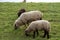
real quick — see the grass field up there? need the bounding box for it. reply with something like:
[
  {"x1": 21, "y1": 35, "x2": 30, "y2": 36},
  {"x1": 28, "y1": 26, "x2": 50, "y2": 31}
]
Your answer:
[{"x1": 0, "y1": 2, "x2": 60, "y2": 40}]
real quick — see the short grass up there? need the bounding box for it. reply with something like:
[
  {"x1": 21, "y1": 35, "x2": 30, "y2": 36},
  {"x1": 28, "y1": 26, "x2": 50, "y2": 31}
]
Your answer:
[{"x1": 0, "y1": 2, "x2": 60, "y2": 40}]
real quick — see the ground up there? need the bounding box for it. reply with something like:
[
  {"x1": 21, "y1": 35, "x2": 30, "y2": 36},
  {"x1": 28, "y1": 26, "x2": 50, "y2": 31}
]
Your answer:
[{"x1": 0, "y1": 2, "x2": 60, "y2": 40}]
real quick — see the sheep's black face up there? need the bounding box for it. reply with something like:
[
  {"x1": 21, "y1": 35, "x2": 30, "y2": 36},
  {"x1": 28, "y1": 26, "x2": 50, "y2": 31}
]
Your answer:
[
  {"x1": 14, "y1": 24, "x2": 18, "y2": 30},
  {"x1": 18, "y1": 9, "x2": 26, "y2": 17},
  {"x1": 25, "y1": 30, "x2": 29, "y2": 36}
]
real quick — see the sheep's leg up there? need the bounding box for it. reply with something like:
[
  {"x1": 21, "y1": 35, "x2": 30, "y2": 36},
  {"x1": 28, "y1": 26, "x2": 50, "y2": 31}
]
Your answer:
[
  {"x1": 43, "y1": 30, "x2": 46, "y2": 38},
  {"x1": 33, "y1": 31, "x2": 36, "y2": 38},
  {"x1": 46, "y1": 31, "x2": 49, "y2": 39},
  {"x1": 36, "y1": 29, "x2": 39, "y2": 36}
]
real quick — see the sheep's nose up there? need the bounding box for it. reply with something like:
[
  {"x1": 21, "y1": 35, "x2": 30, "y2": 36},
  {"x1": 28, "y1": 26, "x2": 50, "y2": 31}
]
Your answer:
[
  {"x1": 14, "y1": 24, "x2": 18, "y2": 30},
  {"x1": 15, "y1": 27, "x2": 18, "y2": 30}
]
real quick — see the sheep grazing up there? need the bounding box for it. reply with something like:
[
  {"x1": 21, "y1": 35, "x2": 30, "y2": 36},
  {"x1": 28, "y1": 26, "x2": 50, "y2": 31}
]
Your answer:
[
  {"x1": 17, "y1": 9, "x2": 26, "y2": 17},
  {"x1": 14, "y1": 11, "x2": 43, "y2": 30},
  {"x1": 25, "y1": 20, "x2": 50, "y2": 39}
]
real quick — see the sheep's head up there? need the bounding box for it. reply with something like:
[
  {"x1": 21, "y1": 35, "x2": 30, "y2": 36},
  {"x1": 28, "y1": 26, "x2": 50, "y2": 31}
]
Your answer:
[
  {"x1": 25, "y1": 30, "x2": 30, "y2": 36},
  {"x1": 18, "y1": 9, "x2": 26, "y2": 17},
  {"x1": 14, "y1": 20, "x2": 23, "y2": 30},
  {"x1": 14, "y1": 24, "x2": 18, "y2": 30}
]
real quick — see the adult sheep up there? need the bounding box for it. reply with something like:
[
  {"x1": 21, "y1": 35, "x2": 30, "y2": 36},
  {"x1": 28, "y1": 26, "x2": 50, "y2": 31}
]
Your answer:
[
  {"x1": 25, "y1": 20, "x2": 50, "y2": 39},
  {"x1": 14, "y1": 11, "x2": 43, "y2": 30},
  {"x1": 17, "y1": 9, "x2": 26, "y2": 17}
]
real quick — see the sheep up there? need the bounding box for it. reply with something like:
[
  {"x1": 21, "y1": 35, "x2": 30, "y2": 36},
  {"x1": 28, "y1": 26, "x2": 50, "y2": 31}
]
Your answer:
[
  {"x1": 14, "y1": 11, "x2": 43, "y2": 30},
  {"x1": 17, "y1": 9, "x2": 26, "y2": 17},
  {"x1": 25, "y1": 20, "x2": 50, "y2": 39}
]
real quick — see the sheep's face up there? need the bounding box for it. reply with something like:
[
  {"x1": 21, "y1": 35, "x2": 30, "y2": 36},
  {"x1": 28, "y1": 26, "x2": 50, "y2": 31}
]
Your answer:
[
  {"x1": 18, "y1": 9, "x2": 26, "y2": 17},
  {"x1": 14, "y1": 24, "x2": 19, "y2": 30},
  {"x1": 25, "y1": 30, "x2": 30, "y2": 36}
]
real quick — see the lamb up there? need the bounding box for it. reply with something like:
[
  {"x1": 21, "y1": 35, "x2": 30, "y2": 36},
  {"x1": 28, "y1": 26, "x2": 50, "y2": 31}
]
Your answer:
[
  {"x1": 14, "y1": 11, "x2": 43, "y2": 30},
  {"x1": 25, "y1": 20, "x2": 50, "y2": 39},
  {"x1": 17, "y1": 9, "x2": 26, "y2": 17}
]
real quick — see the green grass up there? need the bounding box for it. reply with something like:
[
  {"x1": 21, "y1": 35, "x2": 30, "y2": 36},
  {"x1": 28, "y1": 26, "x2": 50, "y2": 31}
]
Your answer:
[{"x1": 0, "y1": 2, "x2": 60, "y2": 40}]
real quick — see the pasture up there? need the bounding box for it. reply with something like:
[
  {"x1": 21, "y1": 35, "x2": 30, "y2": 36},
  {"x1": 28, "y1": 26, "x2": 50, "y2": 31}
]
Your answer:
[{"x1": 0, "y1": 2, "x2": 60, "y2": 40}]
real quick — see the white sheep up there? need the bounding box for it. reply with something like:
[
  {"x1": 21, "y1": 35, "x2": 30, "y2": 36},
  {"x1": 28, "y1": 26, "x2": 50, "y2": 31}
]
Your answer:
[
  {"x1": 14, "y1": 11, "x2": 43, "y2": 30},
  {"x1": 25, "y1": 20, "x2": 50, "y2": 39}
]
